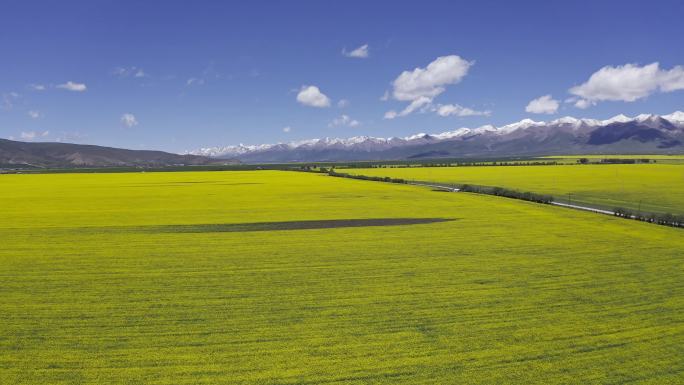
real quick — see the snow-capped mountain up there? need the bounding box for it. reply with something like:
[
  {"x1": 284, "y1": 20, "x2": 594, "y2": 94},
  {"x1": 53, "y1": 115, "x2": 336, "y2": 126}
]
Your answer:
[{"x1": 190, "y1": 112, "x2": 684, "y2": 162}]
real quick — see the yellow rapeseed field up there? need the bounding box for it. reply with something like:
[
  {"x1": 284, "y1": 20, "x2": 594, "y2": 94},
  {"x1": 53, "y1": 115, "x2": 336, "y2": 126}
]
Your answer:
[{"x1": 1, "y1": 170, "x2": 683, "y2": 384}]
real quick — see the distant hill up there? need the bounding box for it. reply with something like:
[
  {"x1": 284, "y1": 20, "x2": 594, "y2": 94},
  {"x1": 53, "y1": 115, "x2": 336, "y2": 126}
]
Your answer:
[
  {"x1": 191, "y1": 112, "x2": 684, "y2": 162},
  {"x1": 0, "y1": 139, "x2": 235, "y2": 168}
]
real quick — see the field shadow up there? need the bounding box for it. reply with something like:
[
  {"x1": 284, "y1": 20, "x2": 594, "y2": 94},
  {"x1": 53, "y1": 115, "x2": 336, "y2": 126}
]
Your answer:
[
  {"x1": 122, "y1": 182, "x2": 264, "y2": 187},
  {"x1": 138, "y1": 218, "x2": 455, "y2": 233}
]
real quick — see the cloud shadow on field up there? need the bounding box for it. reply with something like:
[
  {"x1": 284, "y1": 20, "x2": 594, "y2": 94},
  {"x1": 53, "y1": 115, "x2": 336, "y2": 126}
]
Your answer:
[
  {"x1": 137, "y1": 218, "x2": 456, "y2": 233},
  {"x1": 121, "y1": 182, "x2": 264, "y2": 187}
]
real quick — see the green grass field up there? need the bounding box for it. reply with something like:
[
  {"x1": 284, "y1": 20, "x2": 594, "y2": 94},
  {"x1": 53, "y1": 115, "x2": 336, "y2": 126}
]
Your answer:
[
  {"x1": 346, "y1": 163, "x2": 684, "y2": 215},
  {"x1": 1, "y1": 170, "x2": 683, "y2": 384},
  {"x1": 543, "y1": 154, "x2": 684, "y2": 160}
]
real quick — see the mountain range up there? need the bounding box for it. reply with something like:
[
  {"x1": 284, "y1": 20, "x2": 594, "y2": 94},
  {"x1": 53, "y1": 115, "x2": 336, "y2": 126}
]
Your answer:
[
  {"x1": 3, "y1": 112, "x2": 683, "y2": 168},
  {"x1": 0, "y1": 139, "x2": 225, "y2": 169},
  {"x1": 191, "y1": 112, "x2": 684, "y2": 162}
]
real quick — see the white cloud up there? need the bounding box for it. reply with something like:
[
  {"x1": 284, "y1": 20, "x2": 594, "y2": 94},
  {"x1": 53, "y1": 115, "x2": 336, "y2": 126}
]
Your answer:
[
  {"x1": 283, "y1": 126, "x2": 291, "y2": 133},
  {"x1": 343, "y1": 44, "x2": 369, "y2": 58},
  {"x1": 391, "y1": 55, "x2": 472, "y2": 102},
  {"x1": 569, "y1": 62, "x2": 684, "y2": 106},
  {"x1": 337, "y1": 99, "x2": 349, "y2": 108},
  {"x1": 28, "y1": 84, "x2": 46, "y2": 91},
  {"x1": 28, "y1": 110, "x2": 41, "y2": 119},
  {"x1": 57, "y1": 81, "x2": 87, "y2": 92},
  {"x1": 385, "y1": 55, "x2": 473, "y2": 118},
  {"x1": 296, "y1": 85, "x2": 331, "y2": 108},
  {"x1": 574, "y1": 99, "x2": 593, "y2": 109},
  {"x1": 525, "y1": 95, "x2": 559, "y2": 114},
  {"x1": 20, "y1": 130, "x2": 49, "y2": 141},
  {"x1": 120, "y1": 113, "x2": 138, "y2": 128},
  {"x1": 435, "y1": 103, "x2": 491, "y2": 117},
  {"x1": 329, "y1": 114, "x2": 360, "y2": 127}
]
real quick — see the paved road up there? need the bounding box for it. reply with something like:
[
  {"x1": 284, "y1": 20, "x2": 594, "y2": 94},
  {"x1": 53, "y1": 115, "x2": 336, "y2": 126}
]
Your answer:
[
  {"x1": 407, "y1": 181, "x2": 616, "y2": 217},
  {"x1": 549, "y1": 201, "x2": 615, "y2": 216},
  {"x1": 407, "y1": 181, "x2": 459, "y2": 192}
]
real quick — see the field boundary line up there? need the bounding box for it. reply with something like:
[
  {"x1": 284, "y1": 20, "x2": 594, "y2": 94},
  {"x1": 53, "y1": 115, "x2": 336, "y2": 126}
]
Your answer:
[
  {"x1": 405, "y1": 180, "x2": 637, "y2": 219},
  {"x1": 292, "y1": 169, "x2": 683, "y2": 229}
]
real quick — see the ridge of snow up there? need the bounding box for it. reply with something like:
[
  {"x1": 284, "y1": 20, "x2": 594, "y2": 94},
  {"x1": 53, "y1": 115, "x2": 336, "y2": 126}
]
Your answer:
[
  {"x1": 551, "y1": 116, "x2": 580, "y2": 125},
  {"x1": 601, "y1": 114, "x2": 632, "y2": 125},
  {"x1": 498, "y1": 118, "x2": 545, "y2": 134},
  {"x1": 190, "y1": 111, "x2": 684, "y2": 157},
  {"x1": 663, "y1": 111, "x2": 684, "y2": 124}
]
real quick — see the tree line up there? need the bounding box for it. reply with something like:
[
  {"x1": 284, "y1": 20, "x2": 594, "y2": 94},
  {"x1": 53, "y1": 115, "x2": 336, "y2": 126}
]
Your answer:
[
  {"x1": 613, "y1": 207, "x2": 683, "y2": 228},
  {"x1": 576, "y1": 158, "x2": 653, "y2": 164},
  {"x1": 458, "y1": 184, "x2": 554, "y2": 204}
]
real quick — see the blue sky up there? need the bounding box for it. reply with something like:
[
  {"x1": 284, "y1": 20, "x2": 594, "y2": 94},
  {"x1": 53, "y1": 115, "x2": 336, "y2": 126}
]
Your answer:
[{"x1": 1, "y1": 0, "x2": 684, "y2": 152}]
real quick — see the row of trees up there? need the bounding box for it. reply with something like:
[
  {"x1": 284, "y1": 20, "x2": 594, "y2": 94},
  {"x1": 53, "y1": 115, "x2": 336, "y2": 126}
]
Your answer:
[
  {"x1": 576, "y1": 158, "x2": 653, "y2": 164},
  {"x1": 613, "y1": 207, "x2": 683, "y2": 228},
  {"x1": 362, "y1": 161, "x2": 560, "y2": 168},
  {"x1": 600, "y1": 158, "x2": 653, "y2": 164},
  {"x1": 295, "y1": 161, "x2": 562, "y2": 170},
  {"x1": 459, "y1": 184, "x2": 554, "y2": 204},
  {"x1": 325, "y1": 169, "x2": 407, "y2": 184}
]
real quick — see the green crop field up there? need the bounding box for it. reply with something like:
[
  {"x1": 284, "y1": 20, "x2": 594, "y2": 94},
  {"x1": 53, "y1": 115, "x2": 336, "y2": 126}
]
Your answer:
[
  {"x1": 1, "y1": 170, "x2": 683, "y2": 384},
  {"x1": 346, "y1": 163, "x2": 684, "y2": 215},
  {"x1": 540, "y1": 155, "x2": 684, "y2": 165}
]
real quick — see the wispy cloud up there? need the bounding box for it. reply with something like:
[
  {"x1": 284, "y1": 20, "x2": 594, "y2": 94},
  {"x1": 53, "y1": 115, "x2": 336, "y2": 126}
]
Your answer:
[
  {"x1": 435, "y1": 103, "x2": 491, "y2": 117},
  {"x1": 186, "y1": 77, "x2": 206, "y2": 86},
  {"x1": 113, "y1": 66, "x2": 147, "y2": 78},
  {"x1": 120, "y1": 113, "x2": 138, "y2": 128},
  {"x1": 20, "y1": 130, "x2": 49, "y2": 141},
  {"x1": 53, "y1": 131, "x2": 87, "y2": 143},
  {"x1": 342, "y1": 44, "x2": 369, "y2": 58},
  {"x1": 56, "y1": 81, "x2": 87, "y2": 92},
  {"x1": 186, "y1": 62, "x2": 224, "y2": 87},
  {"x1": 329, "y1": 114, "x2": 360, "y2": 127},
  {"x1": 385, "y1": 96, "x2": 432, "y2": 119},
  {"x1": 28, "y1": 84, "x2": 46, "y2": 91},
  {"x1": 2, "y1": 92, "x2": 20, "y2": 109}
]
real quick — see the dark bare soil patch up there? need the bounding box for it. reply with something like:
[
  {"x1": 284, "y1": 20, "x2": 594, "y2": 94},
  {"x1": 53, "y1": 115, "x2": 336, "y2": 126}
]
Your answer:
[
  {"x1": 122, "y1": 182, "x2": 264, "y2": 187},
  {"x1": 140, "y1": 218, "x2": 455, "y2": 233}
]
